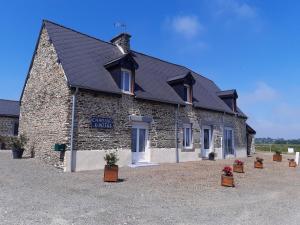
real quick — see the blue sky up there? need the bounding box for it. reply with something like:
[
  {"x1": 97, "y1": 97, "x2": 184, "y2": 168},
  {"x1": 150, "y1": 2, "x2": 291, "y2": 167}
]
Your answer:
[{"x1": 0, "y1": 0, "x2": 299, "y2": 138}]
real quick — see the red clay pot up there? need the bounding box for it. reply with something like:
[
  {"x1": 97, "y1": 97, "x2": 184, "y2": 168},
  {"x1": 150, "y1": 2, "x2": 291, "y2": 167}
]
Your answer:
[
  {"x1": 273, "y1": 154, "x2": 282, "y2": 162},
  {"x1": 221, "y1": 175, "x2": 234, "y2": 187},
  {"x1": 289, "y1": 161, "x2": 297, "y2": 168},
  {"x1": 233, "y1": 164, "x2": 244, "y2": 173},
  {"x1": 254, "y1": 161, "x2": 263, "y2": 169},
  {"x1": 103, "y1": 165, "x2": 118, "y2": 182}
]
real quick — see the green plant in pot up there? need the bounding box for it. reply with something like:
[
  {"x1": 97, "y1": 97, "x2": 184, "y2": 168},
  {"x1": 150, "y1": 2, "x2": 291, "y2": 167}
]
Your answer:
[
  {"x1": 11, "y1": 134, "x2": 27, "y2": 159},
  {"x1": 103, "y1": 151, "x2": 119, "y2": 182},
  {"x1": 273, "y1": 150, "x2": 282, "y2": 162},
  {"x1": 208, "y1": 152, "x2": 217, "y2": 160}
]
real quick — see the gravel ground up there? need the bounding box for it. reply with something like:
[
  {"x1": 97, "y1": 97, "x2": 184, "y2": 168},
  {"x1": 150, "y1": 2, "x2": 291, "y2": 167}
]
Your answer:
[{"x1": 1, "y1": 151, "x2": 300, "y2": 225}]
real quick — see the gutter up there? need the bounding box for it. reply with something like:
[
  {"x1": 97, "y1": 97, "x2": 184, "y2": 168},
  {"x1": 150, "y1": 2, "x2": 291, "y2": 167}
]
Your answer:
[{"x1": 69, "y1": 87, "x2": 79, "y2": 172}]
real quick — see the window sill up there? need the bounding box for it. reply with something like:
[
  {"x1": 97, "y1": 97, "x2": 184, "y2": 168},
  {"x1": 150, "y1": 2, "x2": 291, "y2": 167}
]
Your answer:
[
  {"x1": 182, "y1": 147, "x2": 195, "y2": 152},
  {"x1": 184, "y1": 102, "x2": 193, "y2": 105},
  {"x1": 121, "y1": 91, "x2": 134, "y2": 96}
]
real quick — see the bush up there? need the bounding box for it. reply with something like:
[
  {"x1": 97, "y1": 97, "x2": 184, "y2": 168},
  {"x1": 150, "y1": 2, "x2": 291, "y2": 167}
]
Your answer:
[
  {"x1": 12, "y1": 134, "x2": 28, "y2": 151},
  {"x1": 222, "y1": 166, "x2": 233, "y2": 177},
  {"x1": 256, "y1": 157, "x2": 264, "y2": 163},
  {"x1": 104, "y1": 151, "x2": 119, "y2": 167},
  {"x1": 234, "y1": 159, "x2": 244, "y2": 166}
]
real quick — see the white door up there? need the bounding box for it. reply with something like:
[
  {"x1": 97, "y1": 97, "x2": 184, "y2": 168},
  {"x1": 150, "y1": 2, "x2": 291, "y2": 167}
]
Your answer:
[
  {"x1": 131, "y1": 123, "x2": 149, "y2": 164},
  {"x1": 224, "y1": 128, "x2": 234, "y2": 158},
  {"x1": 202, "y1": 126, "x2": 212, "y2": 158}
]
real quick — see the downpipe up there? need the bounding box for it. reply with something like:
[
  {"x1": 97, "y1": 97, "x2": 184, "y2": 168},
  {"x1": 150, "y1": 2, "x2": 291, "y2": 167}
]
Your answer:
[{"x1": 69, "y1": 87, "x2": 79, "y2": 172}]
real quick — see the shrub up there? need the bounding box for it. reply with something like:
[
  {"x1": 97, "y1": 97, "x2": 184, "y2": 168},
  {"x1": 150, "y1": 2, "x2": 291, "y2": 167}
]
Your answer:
[
  {"x1": 256, "y1": 157, "x2": 264, "y2": 163},
  {"x1": 288, "y1": 158, "x2": 295, "y2": 162},
  {"x1": 104, "y1": 151, "x2": 119, "y2": 167},
  {"x1": 275, "y1": 150, "x2": 281, "y2": 155},
  {"x1": 11, "y1": 134, "x2": 28, "y2": 151},
  {"x1": 234, "y1": 160, "x2": 244, "y2": 166},
  {"x1": 222, "y1": 166, "x2": 233, "y2": 177}
]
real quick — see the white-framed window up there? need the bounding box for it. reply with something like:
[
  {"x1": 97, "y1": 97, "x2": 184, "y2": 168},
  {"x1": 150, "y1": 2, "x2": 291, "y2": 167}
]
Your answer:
[
  {"x1": 183, "y1": 123, "x2": 193, "y2": 148},
  {"x1": 121, "y1": 69, "x2": 132, "y2": 93},
  {"x1": 183, "y1": 84, "x2": 191, "y2": 103},
  {"x1": 224, "y1": 127, "x2": 234, "y2": 156}
]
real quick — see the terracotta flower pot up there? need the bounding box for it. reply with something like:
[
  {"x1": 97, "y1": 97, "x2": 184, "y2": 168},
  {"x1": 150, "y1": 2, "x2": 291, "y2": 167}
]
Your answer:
[
  {"x1": 254, "y1": 161, "x2": 263, "y2": 169},
  {"x1": 233, "y1": 164, "x2": 244, "y2": 173},
  {"x1": 103, "y1": 165, "x2": 118, "y2": 182},
  {"x1": 273, "y1": 154, "x2": 282, "y2": 162},
  {"x1": 221, "y1": 175, "x2": 234, "y2": 187},
  {"x1": 289, "y1": 161, "x2": 297, "y2": 168}
]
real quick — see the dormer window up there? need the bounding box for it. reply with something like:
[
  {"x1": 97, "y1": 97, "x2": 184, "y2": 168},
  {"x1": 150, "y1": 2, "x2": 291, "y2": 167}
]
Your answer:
[
  {"x1": 183, "y1": 84, "x2": 191, "y2": 103},
  {"x1": 167, "y1": 72, "x2": 195, "y2": 104},
  {"x1": 121, "y1": 69, "x2": 132, "y2": 93}
]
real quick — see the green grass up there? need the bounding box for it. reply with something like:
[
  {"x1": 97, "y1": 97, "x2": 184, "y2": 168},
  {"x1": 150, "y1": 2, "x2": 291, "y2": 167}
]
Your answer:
[{"x1": 255, "y1": 144, "x2": 300, "y2": 153}]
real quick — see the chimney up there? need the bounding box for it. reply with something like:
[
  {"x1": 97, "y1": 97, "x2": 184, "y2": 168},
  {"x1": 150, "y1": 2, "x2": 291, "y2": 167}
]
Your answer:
[{"x1": 110, "y1": 33, "x2": 131, "y2": 54}]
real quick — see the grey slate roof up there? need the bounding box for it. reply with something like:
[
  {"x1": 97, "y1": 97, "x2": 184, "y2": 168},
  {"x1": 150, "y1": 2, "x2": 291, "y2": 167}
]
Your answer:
[
  {"x1": 0, "y1": 99, "x2": 20, "y2": 117},
  {"x1": 40, "y1": 20, "x2": 247, "y2": 118}
]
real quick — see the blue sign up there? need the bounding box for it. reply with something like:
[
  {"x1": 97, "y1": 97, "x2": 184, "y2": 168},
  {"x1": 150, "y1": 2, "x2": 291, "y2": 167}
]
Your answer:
[{"x1": 91, "y1": 117, "x2": 113, "y2": 129}]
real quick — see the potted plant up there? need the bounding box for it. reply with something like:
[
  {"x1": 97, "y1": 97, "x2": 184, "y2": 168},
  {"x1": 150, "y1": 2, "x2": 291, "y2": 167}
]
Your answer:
[
  {"x1": 221, "y1": 166, "x2": 234, "y2": 187},
  {"x1": 11, "y1": 134, "x2": 27, "y2": 159},
  {"x1": 254, "y1": 157, "x2": 264, "y2": 169},
  {"x1": 233, "y1": 159, "x2": 244, "y2": 173},
  {"x1": 273, "y1": 150, "x2": 282, "y2": 162},
  {"x1": 208, "y1": 152, "x2": 217, "y2": 160},
  {"x1": 288, "y1": 159, "x2": 297, "y2": 168},
  {"x1": 103, "y1": 151, "x2": 119, "y2": 182}
]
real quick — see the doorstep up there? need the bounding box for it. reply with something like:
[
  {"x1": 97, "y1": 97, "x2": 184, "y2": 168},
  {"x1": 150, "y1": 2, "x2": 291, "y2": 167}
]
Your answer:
[{"x1": 128, "y1": 162, "x2": 159, "y2": 168}]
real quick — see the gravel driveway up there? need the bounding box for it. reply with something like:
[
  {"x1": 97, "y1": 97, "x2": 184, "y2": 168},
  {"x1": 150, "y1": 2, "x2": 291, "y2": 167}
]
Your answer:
[{"x1": 1, "y1": 151, "x2": 300, "y2": 225}]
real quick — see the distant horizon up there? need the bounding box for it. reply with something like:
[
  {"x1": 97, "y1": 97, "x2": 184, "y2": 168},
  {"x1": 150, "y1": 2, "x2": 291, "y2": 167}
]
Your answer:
[{"x1": 0, "y1": 0, "x2": 299, "y2": 139}]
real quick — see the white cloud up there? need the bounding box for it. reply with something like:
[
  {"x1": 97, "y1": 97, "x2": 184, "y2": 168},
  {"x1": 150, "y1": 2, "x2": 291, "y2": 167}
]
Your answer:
[
  {"x1": 240, "y1": 82, "x2": 278, "y2": 104},
  {"x1": 167, "y1": 15, "x2": 203, "y2": 39},
  {"x1": 215, "y1": 0, "x2": 257, "y2": 19},
  {"x1": 239, "y1": 82, "x2": 300, "y2": 139}
]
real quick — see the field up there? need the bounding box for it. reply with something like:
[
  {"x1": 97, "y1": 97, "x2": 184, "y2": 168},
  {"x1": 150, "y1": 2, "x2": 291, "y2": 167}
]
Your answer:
[{"x1": 255, "y1": 144, "x2": 300, "y2": 152}]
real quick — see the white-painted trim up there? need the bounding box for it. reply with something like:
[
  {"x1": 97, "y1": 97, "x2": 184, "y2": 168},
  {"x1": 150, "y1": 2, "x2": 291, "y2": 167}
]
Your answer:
[
  {"x1": 116, "y1": 44, "x2": 125, "y2": 54},
  {"x1": 201, "y1": 125, "x2": 212, "y2": 157},
  {"x1": 131, "y1": 122, "x2": 150, "y2": 164},
  {"x1": 121, "y1": 69, "x2": 132, "y2": 94},
  {"x1": 223, "y1": 127, "x2": 235, "y2": 158},
  {"x1": 183, "y1": 123, "x2": 193, "y2": 149}
]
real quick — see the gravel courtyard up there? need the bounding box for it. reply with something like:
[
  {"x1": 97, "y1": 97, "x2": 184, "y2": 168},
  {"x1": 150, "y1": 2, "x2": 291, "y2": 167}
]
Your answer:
[{"x1": 1, "y1": 151, "x2": 300, "y2": 225}]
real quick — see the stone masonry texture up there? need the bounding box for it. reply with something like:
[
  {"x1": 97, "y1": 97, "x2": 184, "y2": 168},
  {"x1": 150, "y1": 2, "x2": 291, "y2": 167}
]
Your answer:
[
  {"x1": 0, "y1": 116, "x2": 18, "y2": 137},
  {"x1": 20, "y1": 26, "x2": 248, "y2": 167},
  {"x1": 19, "y1": 27, "x2": 72, "y2": 165}
]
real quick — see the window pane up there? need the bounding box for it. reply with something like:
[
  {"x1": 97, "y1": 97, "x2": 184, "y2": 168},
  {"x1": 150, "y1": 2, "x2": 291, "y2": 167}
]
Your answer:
[
  {"x1": 186, "y1": 128, "x2": 190, "y2": 147},
  {"x1": 204, "y1": 129, "x2": 209, "y2": 149},
  {"x1": 131, "y1": 128, "x2": 137, "y2": 152},
  {"x1": 183, "y1": 86, "x2": 187, "y2": 101},
  {"x1": 139, "y1": 129, "x2": 146, "y2": 152},
  {"x1": 183, "y1": 128, "x2": 186, "y2": 147}
]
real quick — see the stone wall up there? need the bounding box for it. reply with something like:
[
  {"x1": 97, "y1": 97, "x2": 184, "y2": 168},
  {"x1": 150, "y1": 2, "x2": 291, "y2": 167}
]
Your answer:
[
  {"x1": 0, "y1": 116, "x2": 18, "y2": 137},
  {"x1": 73, "y1": 90, "x2": 247, "y2": 160},
  {"x1": 19, "y1": 27, "x2": 72, "y2": 166}
]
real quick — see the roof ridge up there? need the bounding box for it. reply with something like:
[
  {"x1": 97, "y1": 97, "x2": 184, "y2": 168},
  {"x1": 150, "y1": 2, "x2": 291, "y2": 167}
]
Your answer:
[
  {"x1": 43, "y1": 19, "x2": 217, "y2": 85},
  {"x1": 0, "y1": 99, "x2": 19, "y2": 102},
  {"x1": 43, "y1": 19, "x2": 118, "y2": 48}
]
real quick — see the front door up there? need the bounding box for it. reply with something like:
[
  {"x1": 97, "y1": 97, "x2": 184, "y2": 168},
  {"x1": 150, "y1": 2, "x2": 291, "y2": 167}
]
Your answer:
[
  {"x1": 202, "y1": 126, "x2": 211, "y2": 158},
  {"x1": 224, "y1": 128, "x2": 234, "y2": 158},
  {"x1": 131, "y1": 124, "x2": 149, "y2": 164}
]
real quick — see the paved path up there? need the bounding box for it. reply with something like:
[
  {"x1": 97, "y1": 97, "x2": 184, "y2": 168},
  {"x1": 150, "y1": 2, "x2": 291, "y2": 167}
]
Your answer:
[{"x1": 1, "y1": 151, "x2": 300, "y2": 225}]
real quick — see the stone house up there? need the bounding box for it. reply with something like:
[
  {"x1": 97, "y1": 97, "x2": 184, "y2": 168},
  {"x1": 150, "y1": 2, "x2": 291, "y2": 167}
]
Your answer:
[
  {"x1": 19, "y1": 20, "x2": 255, "y2": 171},
  {"x1": 0, "y1": 99, "x2": 19, "y2": 149}
]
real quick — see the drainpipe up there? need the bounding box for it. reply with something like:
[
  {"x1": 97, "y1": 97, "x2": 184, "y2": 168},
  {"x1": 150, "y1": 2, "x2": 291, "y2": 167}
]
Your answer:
[
  {"x1": 69, "y1": 87, "x2": 79, "y2": 172},
  {"x1": 175, "y1": 104, "x2": 180, "y2": 163},
  {"x1": 222, "y1": 112, "x2": 225, "y2": 159}
]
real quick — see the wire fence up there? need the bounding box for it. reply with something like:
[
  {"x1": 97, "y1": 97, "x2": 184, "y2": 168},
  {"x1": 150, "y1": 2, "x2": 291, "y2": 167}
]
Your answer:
[{"x1": 255, "y1": 144, "x2": 300, "y2": 153}]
